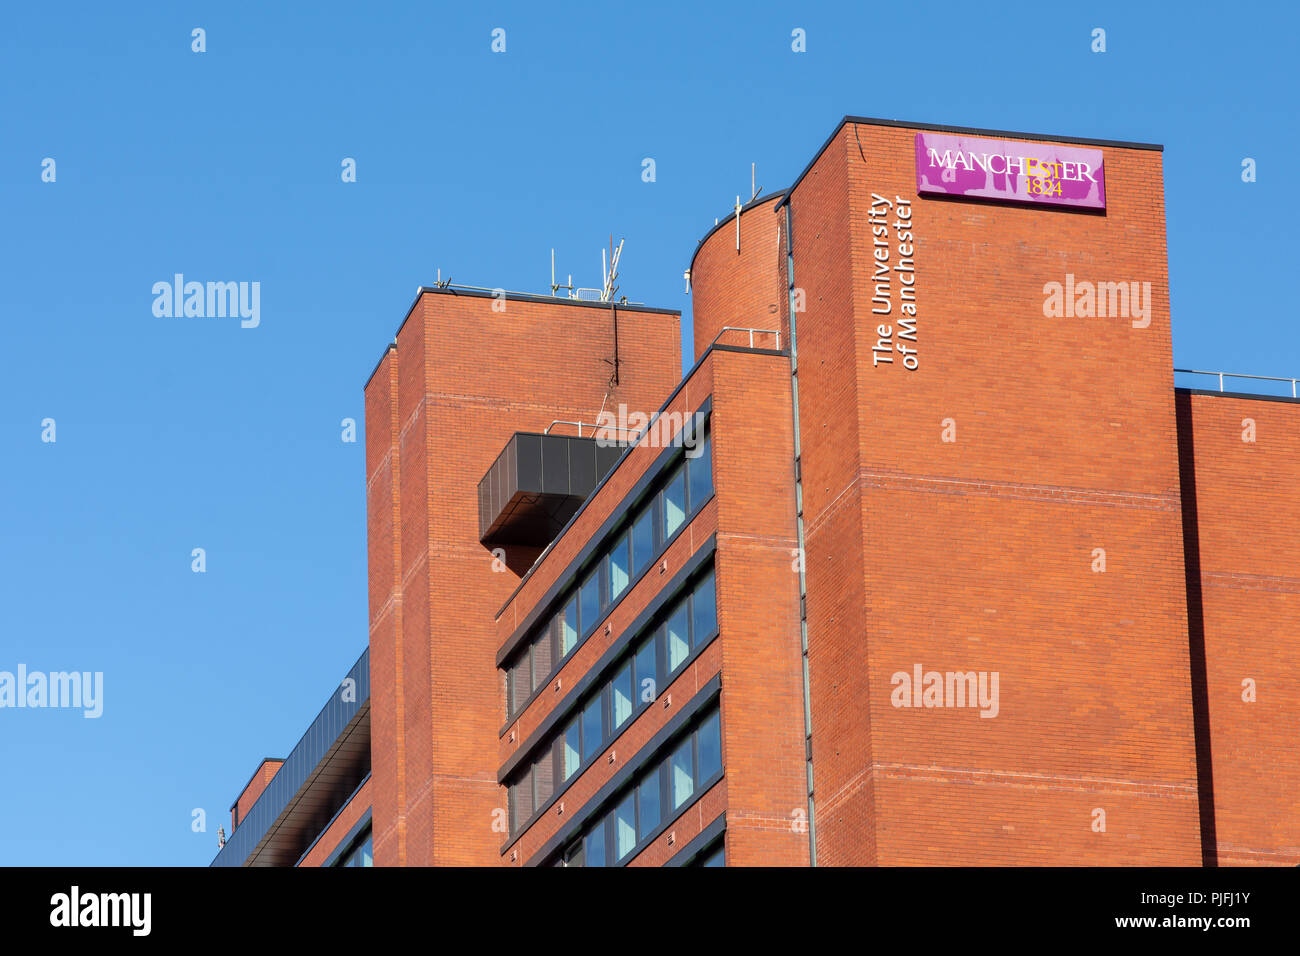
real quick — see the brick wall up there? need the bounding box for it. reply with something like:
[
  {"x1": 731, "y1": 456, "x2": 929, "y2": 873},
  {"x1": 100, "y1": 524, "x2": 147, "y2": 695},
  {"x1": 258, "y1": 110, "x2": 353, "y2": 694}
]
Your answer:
[
  {"x1": 364, "y1": 290, "x2": 680, "y2": 866},
  {"x1": 1176, "y1": 390, "x2": 1300, "y2": 866},
  {"x1": 784, "y1": 120, "x2": 1201, "y2": 864}
]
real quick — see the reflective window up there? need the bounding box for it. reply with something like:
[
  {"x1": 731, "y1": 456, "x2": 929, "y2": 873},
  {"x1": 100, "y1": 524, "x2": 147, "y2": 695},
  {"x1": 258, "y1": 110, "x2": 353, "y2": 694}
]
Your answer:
[
  {"x1": 581, "y1": 697, "x2": 603, "y2": 762},
  {"x1": 635, "y1": 635, "x2": 657, "y2": 706},
  {"x1": 692, "y1": 571, "x2": 717, "y2": 642},
  {"x1": 687, "y1": 428, "x2": 713, "y2": 510},
  {"x1": 560, "y1": 598, "x2": 578, "y2": 656},
  {"x1": 667, "y1": 603, "x2": 690, "y2": 672},
  {"x1": 585, "y1": 821, "x2": 606, "y2": 868},
  {"x1": 698, "y1": 710, "x2": 722, "y2": 781},
  {"x1": 671, "y1": 740, "x2": 694, "y2": 809},
  {"x1": 508, "y1": 565, "x2": 723, "y2": 836},
  {"x1": 631, "y1": 507, "x2": 655, "y2": 575},
  {"x1": 614, "y1": 795, "x2": 636, "y2": 861},
  {"x1": 338, "y1": 829, "x2": 373, "y2": 867},
  {"x1": 662, "y1": 464, "x2": 686, "y2": 540},
  {"x1": 611, "y1": 662, "x2": 633, "y2": 730},
  {"x1": 609, "y1": 531, "x2": 630, "y2": 600},
  {"x1": 698, "y1": 843, "x2": 725, "y2": 867},
  {"x1": 638, "y1": 771, "x2": 661, "y2": 840},
  {"x1": 563, "y1": 719, "x2": 581, "y2": 780},
  {"x1": 547, "y1": 705, "x2": 723, "y2": 865},
  {"x1": 580, "y1": 569, "x2": 601, "y2": 636}
]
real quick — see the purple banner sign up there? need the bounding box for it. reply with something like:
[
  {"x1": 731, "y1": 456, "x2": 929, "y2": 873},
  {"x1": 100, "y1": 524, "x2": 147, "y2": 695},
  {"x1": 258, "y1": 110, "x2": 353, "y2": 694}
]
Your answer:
[{"x1": 914, "y1": 132, "x2": 1106, "y2": 210}]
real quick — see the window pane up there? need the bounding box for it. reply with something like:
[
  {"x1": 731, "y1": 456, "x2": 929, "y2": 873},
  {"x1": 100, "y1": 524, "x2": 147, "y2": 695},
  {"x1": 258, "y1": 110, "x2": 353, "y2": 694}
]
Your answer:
[
  {"x1": 671, "y1": 740, "x2": 694, "y2": 809},
  {"x1": 698, "y1": 710, "x2": 722, "y2": 781},
  {"x1": 638, "y1": 772, "x2": 661, "y2": 839},
  {"x1": 511, "y1": 651, "x2": 531, "y2": 714},
  {"x1": 611, "y1": 663, "x2": 633, "y2": 730},
  {"x1": 692, "y1": 571, "x2": 717, "y2": 642},
  {"x1": 700, "y1": 844, "x2": 724, "y2": 867},
  {"x1": 609, "y1": 532, "x2": 630, "y2": 600},
  {"x1": 667, "y1": 603, "x2": 690, "y2": 671},
  {"x1": 513, "y1": 771, "x2": 534, "y2": 829},
  {"x1": 662, "y1": 465, "x2": 686, "y2": 540},
  {"x1": 687, "y1": 428, "x2": 713, "y2": 510},
  {"x1": 631, "y1": 507, "x2": 655, "y2": 575},
  {"x1": 614, "y1": 795, "x2": 636, "y2": 861},
  {"x1": 532, "y1": 628, "x2": 553, "y2": 688},
  {"x1": 580, "y1": 570, "x2": 601, "y2": 636},
  {"x1": 635, "y1": 635, "x2": 657, "y2": 706},
  {"x1": 534, "y1": 750, "x2": 554, "y2": 808},
  {"x1": 560, "y1": 599, "x2": 578, "y2": 656},
  {"x1": 563, "y1": 719, "x2": 581, "y2": 780},
  {"x1": 582, "y1": 696, "x2": 604, "y2": 762},
  {"x1": 585, "y1": 820, "x2": 606, "y2": 868}
]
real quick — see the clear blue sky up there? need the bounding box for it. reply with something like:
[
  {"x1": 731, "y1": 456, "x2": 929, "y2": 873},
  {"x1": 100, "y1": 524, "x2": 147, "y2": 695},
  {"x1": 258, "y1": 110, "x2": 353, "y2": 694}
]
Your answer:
[{"x1": 0, "y1": 1, "x2": 1294, "y2": 865}]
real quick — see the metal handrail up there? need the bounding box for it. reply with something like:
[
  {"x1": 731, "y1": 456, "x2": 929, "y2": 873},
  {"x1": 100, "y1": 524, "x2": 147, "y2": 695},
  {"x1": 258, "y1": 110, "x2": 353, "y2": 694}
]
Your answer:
[
  {"x1": 543, "y1": 420, "x2": 639, "y2": 438},
  {"x1": 710, "y1": 325, "x2": 782, "y2": 351},
  {"x1": 1174, "y1": 368, "x2": 1298, "y2": 398}
]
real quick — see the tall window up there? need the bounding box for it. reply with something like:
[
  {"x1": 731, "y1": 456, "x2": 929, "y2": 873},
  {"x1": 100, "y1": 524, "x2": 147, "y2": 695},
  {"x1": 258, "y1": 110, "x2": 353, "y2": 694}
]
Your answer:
[
  {"x1": 556, "y1": 703, "x2": 723, "y2": 866},
  {"x1": 507, "y1": 568, "x2": 719, "y2": 837},
  {"x1": 337, "y1": 827, "x2": 373, "y2": 867}
]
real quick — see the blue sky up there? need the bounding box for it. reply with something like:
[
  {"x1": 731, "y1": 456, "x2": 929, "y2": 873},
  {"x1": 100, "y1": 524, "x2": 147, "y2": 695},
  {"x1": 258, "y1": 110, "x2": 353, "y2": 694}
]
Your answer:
[{"x1": 0, "y1": 1, "x2": 1294, "y2": 865}]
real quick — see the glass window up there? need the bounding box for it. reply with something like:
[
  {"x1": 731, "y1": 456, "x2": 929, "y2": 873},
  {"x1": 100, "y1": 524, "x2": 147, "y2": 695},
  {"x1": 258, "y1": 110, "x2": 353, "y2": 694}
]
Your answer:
[
  {"x1": 671, "y1": 739, "x2": 694, "y2": 809},
  {"x1": 662, "y1": 464, "x2": 686, "y2": 540},
  {"x1": 585, "y1": 820, "x2": 607, "y2": 868},
  {"x1": 582, "y1": 696, "x2": 604, "y2": 762},
  {"x1": 634, "y1": 635, "x2": 657, "y2": 706},
  {"x1": 611, "y1": 662, "x2": 633, "y2": 730},
  {"x1": 638, "y1": 771, "x2": 661, "y2": 839},
  {"x1": 531, "y1": 628, "x2": 552, "y2": 688},
  {"x1": 513, "y1": 771, "x2": 534, "y2": 829},
  {"x1": 687, "y1": 427, "x2": 713, "y2": 510},
  {"x1": 580, "y1": 569, "x2": 601, "y2": 636},
  {"x1": 631, "y1": 506, "x2": 655, "y2": 575},
  {"x1": 614, "y1": 795, "x2": 636, "y2": 861},
  {"x1": 510, "y1": 651, "x2": 531, "y2": 714},
  {"x1": 698, "y1": 710, "x2": 722, "y2": 781},
  {"x1": 560, "y1": 598, "x2": 578, "y2": 656},
  {"x1": 609, "y1": 531, "x2": 630, "y2": 600},
  {"x1": 699, "y1": 844, "x2": 724, "y2": 867},
  {"x1": 338, "y1": 829, "x2": 373, "y2": 867},
  {"x1": 563, "y1": 719, "x2": 581, "y2": 780},
  {"x1": 667, "y1": 603, "x2": 690, "y2": 671},
  {"x1": 534, "y1": 750, "x2": 554, "y2": 808},
  {"x1": 692, "y1": 571, "x2": 717, "y2": 642}
]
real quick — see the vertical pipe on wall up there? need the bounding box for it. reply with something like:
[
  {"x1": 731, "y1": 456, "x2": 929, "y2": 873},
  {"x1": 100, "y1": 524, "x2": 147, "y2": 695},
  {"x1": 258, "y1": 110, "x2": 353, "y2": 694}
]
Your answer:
[{"x1": 784, "y1": 201, "x2": 817, "y2": 867}]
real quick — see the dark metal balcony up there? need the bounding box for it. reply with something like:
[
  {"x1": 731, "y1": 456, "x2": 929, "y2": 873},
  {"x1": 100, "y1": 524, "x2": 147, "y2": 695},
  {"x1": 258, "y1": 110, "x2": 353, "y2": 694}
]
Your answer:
[{"x1": 478, "y1": 431, "x2": 624, "y2": 548}]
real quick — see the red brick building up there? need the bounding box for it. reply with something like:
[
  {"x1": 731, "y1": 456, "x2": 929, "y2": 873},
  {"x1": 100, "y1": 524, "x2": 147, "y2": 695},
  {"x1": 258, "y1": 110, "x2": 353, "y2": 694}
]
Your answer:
[{"x1": 212, "y1": 116, "x2": 1300, "y2": 868}]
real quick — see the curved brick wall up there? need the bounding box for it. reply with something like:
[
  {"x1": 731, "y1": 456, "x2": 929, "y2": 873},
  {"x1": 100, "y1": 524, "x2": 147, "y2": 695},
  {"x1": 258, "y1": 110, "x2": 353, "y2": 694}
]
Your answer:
[{"x1": 689, "y1": 194, "x2": 786, "y2": 361}]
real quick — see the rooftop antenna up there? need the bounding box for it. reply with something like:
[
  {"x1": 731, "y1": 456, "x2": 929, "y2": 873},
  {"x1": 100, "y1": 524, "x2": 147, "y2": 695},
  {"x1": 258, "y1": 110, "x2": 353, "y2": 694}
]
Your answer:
[
  {"x1": 551, "y1": 249, "x2": 577, "y2": 298},
  {"x1": 602, "y1": 236, "x2": 624, "y2": 302}
]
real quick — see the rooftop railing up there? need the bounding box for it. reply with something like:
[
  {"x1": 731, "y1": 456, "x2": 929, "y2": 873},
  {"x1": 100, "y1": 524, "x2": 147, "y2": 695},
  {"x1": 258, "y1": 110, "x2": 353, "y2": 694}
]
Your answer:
[
  {"x1": 709, "y1": 326, "x2": 782, "y2": 351},
  {"x1": 1174, "y1": 369, "x2": 1298, "y2": 399}
]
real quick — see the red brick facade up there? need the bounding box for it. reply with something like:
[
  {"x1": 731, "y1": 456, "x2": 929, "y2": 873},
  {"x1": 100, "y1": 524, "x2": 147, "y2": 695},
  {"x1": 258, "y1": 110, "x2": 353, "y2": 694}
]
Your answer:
[
  {"x1": 225, "y1": 116, "x2": 1297, "y2": 868},
  {"x1": 1176, "y1": 391, "x2": 1300, "y2": 866}
]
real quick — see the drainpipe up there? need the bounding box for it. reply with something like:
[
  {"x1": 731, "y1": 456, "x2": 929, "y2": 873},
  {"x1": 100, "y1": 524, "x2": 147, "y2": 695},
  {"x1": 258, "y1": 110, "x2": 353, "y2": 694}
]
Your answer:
[{"x1": 784, "y1": 201, "x2": 817, "y2": 866}]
